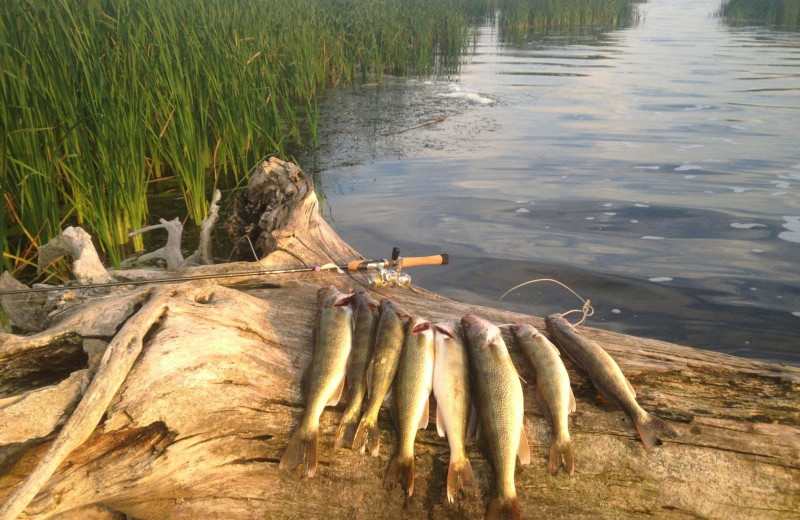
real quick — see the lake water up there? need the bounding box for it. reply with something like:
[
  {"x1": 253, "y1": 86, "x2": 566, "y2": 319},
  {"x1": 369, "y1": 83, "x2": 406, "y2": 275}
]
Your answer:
[{"x1": 302, "y1": 0, "x2": 800, "y2": 365}]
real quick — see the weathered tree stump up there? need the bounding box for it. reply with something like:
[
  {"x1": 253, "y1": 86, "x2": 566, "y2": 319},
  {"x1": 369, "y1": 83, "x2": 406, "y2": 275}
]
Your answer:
[{"x1": 1, "y1": 158, "x2": 798, "y2": 520}]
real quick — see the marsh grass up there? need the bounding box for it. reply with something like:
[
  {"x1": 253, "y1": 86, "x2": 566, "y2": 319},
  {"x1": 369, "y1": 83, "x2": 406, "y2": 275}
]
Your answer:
[
  {"x1": 716, "y1": 0, "x2": 800, "y2": 29},
  {"x1": 1, "y1": 0, "x2": 643, "y2": 272}
]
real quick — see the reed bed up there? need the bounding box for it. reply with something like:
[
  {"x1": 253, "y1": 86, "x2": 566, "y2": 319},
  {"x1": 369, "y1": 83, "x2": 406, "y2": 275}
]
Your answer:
[
  {"x1": 716, "y1": 0, "x2": 800, "y2": 29},
  {"x1": 1, "y1": 0, "x2": 642, "y2": 272}
]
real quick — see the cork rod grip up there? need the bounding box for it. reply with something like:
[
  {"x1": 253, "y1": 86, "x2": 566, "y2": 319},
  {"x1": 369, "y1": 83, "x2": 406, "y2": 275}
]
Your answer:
[{"x1": 400, "y1": 254, "x2": 450, "y2": 267}]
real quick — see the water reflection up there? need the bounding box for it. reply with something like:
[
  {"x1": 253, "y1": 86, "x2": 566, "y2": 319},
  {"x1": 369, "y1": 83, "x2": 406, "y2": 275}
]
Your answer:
[{"x1": 302, "y1": 0, "x2": 800, "y2": 365}]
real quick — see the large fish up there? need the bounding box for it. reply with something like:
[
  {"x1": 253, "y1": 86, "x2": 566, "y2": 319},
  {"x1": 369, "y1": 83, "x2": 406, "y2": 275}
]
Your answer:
[
  {"x1": 352, "y1": 299, "x2": 409, "y2": 455},
  {"x1": 384, "y1": 316, "x2": 435, "y2": 496},
  {"x1": 545, "y1": 314, "x2": 678, "y2": 448},
  {"x1": 511, "y1": 323, "x2": 576, "y2": 475},
  {"x1": 280, "y1": 286, "x2": 353, "y2": 477},
  {"x1": 334, "y1": 289, "x2": 379, "y2": 448},
  {"x1": 461, "y1": 314, "x2": 530, "y2": 520},
  {"x1": 432, "y1": 321, "x2": 477, "y2": 502}
]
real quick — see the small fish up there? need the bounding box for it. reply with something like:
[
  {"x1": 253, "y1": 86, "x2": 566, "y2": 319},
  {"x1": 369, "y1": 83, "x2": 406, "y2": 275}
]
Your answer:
[
  {"x1": 352, "y1": 299, "x2": 408, "y2": 456},
  {"x1": 280, "y1": 286, "x2": 353, "y2": 477},
  {"x1": 384, "y1": 316, "x2": 435, "y2": 496},
  {"x1": 461, "y1": 314, "x2": 530, "y2": 520},
  {"x1": 511, "y1": 323, "x2": 576, "y2": 475},
  {"x1": 334, "y1": 289, "x2": 379, "y2": 448},
  {"x1": 545, "y1": 314, "x2": 678, "y2": 448},
  {"x1": 432, "y1": 321, "x2": 477, "y2": 502}
]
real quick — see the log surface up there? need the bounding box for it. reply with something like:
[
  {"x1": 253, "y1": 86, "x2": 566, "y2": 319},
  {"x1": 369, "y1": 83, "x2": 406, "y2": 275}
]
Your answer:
[{"x1": 1, "y1": 159, "x2": 798, "y2": 520}]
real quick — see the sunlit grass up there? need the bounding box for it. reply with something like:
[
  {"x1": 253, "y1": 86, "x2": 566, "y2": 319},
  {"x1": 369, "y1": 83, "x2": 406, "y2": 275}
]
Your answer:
[{"x1": 717, "y1": 0, "x2": 800, "y2": 29}]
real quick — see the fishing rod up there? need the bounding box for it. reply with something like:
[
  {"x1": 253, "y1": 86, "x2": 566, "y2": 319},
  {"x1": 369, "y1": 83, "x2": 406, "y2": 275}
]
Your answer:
[{"x1": 0, "y1": 247, "x2": 450, "y2": 296}]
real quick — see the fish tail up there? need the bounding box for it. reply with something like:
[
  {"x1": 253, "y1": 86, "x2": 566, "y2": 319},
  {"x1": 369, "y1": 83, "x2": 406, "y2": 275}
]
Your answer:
[
  {"x1": 279, "y1": 428, "x2": 318, "y2": 477},
  {"x1": 634, "y1": 411, "x2": 679, "y2": 449},
  {"x1": 352, "y1": 416, "x2": 381, "y2": 456},
  {"x1": 384, "y1": 454, "x2": 415, "y2": 496},
  {"x1": 486, "y1": 493, "x2": 521, "y2": 520},
  {"x1": 334, "y1": 405, "x2": 361, "y2": 449},
  {"x1": 446, "y1": 458, "x2": 477, "y2": 503},
  {"x1": 548, "y1": 435, "x2": 575, "y2": 475}
]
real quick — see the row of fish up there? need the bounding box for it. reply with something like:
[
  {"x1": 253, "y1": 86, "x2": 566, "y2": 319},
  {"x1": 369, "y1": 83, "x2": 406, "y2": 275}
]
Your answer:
[{"x1": 280, "y1": 286, "x2": 678, "y2": 519}]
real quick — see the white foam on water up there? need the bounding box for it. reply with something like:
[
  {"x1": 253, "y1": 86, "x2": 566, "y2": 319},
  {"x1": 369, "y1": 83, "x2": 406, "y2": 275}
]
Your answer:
[
  {"x1": 515, "y1": 208, "x2": 530, "y2": 213},
  {"x1": 703, "y1": 158, "x2": 726, "y2": 163},
  {"x1": 634, "y1": 165, "x2": 660, "y2": 170},
  {"x1": 771, "y1": 181, "x2": 791, "y2": 189},
  {"x1": 621, "y1": 141, "x2": 639, "y2": 148},
  {"x1": 729, "y1": 187, "x2": 750, "y2": 193},
  {"x1": 635, "y1": 203, "x2": 650, "y2": 208},
  {"x1": 642, "y1": 236, "x2": 664, "y2": 240},
  {"x1": 423, "y1": 81, "x2": 433, "y2": 85},
  {"x1": 649, "y1": 276, "x2": 673, "y2": 282},
  {"x1": 611, "y1": 309, "x2": 622, "y2": 314},
  {"x1": 730, "y1": 223, "x2": 766, "y2": 229},
  {"x1": 515, "y1": 200, "x2": 529, "y2": 204},
  {"x1": 730, "y1": 124, "x2": 746, "y2": 130},
  {"x1": 604, "y1": 203, "x2": 614, "y2": 207},
  {"x1": 630, "y1": 219, "x2": 639, "y2": 223},
  {"x1": 778, "y1": 216, "x2": 800, "y2": 243},
  {"x1": 752, "y1": 249, "x2": 763, "y2": 253},
  {"x1": 604, "y1": 212, "x2": 616, "y2": 216},
  {"x1": 677, "y1": 144, "x2": 704, "y2": 150},
  {"x1": 684, "y1": 175, "x2": 696, "y2": 179},
  {"x1": 770, "y1": 192, "x2": 787, "y2": 197},
  {"x1": 780, "y1": 173, "x2": 800, "y2": 180},
  {"x1": 750, "y1": 287, "x2": 757, "y2": 291},
  {"x1": 792, "y1": 311, "x2": 800, "y2": 317},
  {"x1": 675, "y1": 164, "x2": 703, "y2": 171},
  {"x1": 704, "y1": 190, "x2": 715, "y2": 194},
  {"x1": 440, "y1": 84, "x2": 494, "y2": 104},
  {"x1": 791, "y1": 163, "x2": 800, "y2": 169},
  {"x1": 713, "y1": 137, "x2": 737, "y2": 144},
  {"x1": 585, "y1": 217, "x2": 595, "y2": 220},
  {"x1": 683, "y1": 104, "x2": 711, "y2": 111}
]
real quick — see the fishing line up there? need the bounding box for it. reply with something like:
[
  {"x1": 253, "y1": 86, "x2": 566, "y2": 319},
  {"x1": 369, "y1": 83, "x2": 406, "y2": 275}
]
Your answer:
[{"x1": 496, "y1": 278, "x2": 594, "y2": 328}]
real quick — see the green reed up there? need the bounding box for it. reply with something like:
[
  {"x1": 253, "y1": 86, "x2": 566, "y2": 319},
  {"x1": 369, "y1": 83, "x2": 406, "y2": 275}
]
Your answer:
[
  {"x1": 717, "y1": 0, "x2": 800, "y2": 29},
  {"x1": 1, "y1": 0, "x2": 642, "y2": 272}
]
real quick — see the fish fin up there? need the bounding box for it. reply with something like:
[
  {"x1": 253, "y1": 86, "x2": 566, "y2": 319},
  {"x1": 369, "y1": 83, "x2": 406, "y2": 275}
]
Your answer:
[
  {"x1": 327, "y1": 373, "x2": 346, "y2": 406},
  {"x1": 486, "y1": 494, "x2": 521, "y2": 520},
  {"x1": 517, "y1": 424, "x2": 531, "y2": 465},
  {"x1": 548, "y1": 435, "x2": 575, "y2": 475},
  {"x1": 536, "y1": 384, "x2": 553, "y2": 423},
  {"x1": 418, "y1": 396, "x2": 430, "y2": 430},
  {"x1": 352, "y1": 416, "x2": 380, "y2": 455},
  {"x1": 279, "y1": 428, "x2": 318, "y2": 478},
  {"x1": 384, "y1": 454, "x2": 415, "y2": 497},
  {"x1": 467, "y1": 404, "x2": 478, "y2": 442},
  {"x1": 569, "y1": 387, "x2": 577, "y2": 414},
  {"x1": 634, "y1": 412, "x2": 679, "y2": 449},
  {"x1": 446, "y1": 459, "x2": 477, "y2": 503},
  {"x1": 624, "y1": 375, "x2": 636, "y2": 397},
  {"x1": 436, "y1": 404, "x2": 446, "y2": 438},
  {"x1": 334, "y1": 403, "x2": 361, "y2": 449}
]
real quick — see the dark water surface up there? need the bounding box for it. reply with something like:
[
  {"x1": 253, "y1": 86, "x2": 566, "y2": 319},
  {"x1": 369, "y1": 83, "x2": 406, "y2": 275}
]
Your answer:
[{"x1": 302, "y1": 0, "x2": 800, "y2": 365}]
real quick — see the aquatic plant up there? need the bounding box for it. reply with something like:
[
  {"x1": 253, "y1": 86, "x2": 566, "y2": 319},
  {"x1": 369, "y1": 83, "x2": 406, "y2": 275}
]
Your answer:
[
  {"x1": 716, "y1": 0, "x2": 800, "y2": 29},
  {"x1": 1, "y1": 0, "x2": 643, "y2": 272}
]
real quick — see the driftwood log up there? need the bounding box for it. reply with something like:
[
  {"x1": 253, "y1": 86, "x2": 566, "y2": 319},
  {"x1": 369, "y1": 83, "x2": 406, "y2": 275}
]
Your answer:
[{"x1": 0, "y1": 158, "x2": 798, "y2": 520}]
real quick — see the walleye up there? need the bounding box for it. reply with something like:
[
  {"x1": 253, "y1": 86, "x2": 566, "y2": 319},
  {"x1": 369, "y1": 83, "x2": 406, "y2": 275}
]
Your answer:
[
  {"x1": 512, "y1": 323, "x2": 576, "y2": 475},
  {"x1": 280, "y1": 286, "x2": 353, "y2": 477},
  {"x1": 334, "y1": 289, "x2": 379, "y2": 448},
  {"x1": 462, "y1": 314, "x2": 530, "y2": 520},
  {"x1": 545, "y1": 314, "x2": 678, "y2": 448},
  {"x1": 384, "y1": 316, "x2": 435, "y2": 496},
  {"x1": 432, "y1": 321, "x2": 477, "y2": 502},
  {"x1": 352, "y1": 299, "x2": 409, "y2": 456}
]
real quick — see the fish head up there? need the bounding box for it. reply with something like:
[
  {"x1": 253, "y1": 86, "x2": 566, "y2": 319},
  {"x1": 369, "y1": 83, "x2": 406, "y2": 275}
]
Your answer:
[
  {"x1": 321, "y1": 286, "x2": 354, "y2": 309},
  {"x1": 409, "y1": 317, "x2": 432, "y2": 335},
  {"x1": 510, "y1": 322, "x2": 539, "y2": 342},
  {"x1": 461, "y1": 314, "x2": 503, "y2": 350},
  {"x1": 380, "y1": 299, "x2": 411, "y2": 324},
  {"x1": 433, "y1": 320, "x2": 461, "y2": 354},
  {"x1": 545, "y1": 313, "x2": 572, "y2": 337},
  {"x1": 354, "y1": 289, "x2": 379, "y2": 314}
]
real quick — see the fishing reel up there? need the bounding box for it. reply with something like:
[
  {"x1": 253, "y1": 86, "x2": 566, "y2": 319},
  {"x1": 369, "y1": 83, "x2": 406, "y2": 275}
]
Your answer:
[{"x1": 366, "y1": 246, "x2": 412, "y2": 289}]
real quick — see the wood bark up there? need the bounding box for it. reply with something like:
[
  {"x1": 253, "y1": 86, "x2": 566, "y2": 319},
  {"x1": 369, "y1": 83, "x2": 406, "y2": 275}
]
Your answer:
[{"x1": 0, "y1": 158, "x2": 798, "y2": 520}]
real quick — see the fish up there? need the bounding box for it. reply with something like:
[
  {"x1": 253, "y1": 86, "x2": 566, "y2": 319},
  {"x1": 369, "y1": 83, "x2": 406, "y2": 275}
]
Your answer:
[
  {"x1": 461, "y1": 314, "x2": 530, "y2": 520},
  {"x1": 545, "y1": 314, "x2": 678, "y2": 448},
  {"x1": 432, "y1": 321, "x2": 477, "y2": 502},
  {"x1": 511, "y1": 323, "x2": 576, "y2": 475},
  {"x1": 352, "y1": 299, "x2": 409, "y2": 456},
  {"x1": 279, "y1": 286, "x2": 353, "y2": 477},
  {"x1": 334, "y1": 289, "x2": 379, "y2": 448},
  {"x1": 384, "y1": 316, "x2": 435, "y2": 496}
]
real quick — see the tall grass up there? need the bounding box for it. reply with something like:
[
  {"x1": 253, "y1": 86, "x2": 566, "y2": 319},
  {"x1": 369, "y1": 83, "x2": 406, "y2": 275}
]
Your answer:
[
  {"x1": 716, "y1": 0, "x2": 800, "y2": 29},
  {"x1": 1, "y1": 0, "x2": 642, "y2": 273}
]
